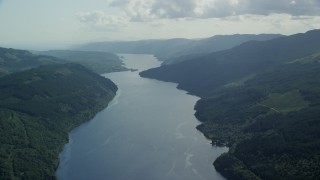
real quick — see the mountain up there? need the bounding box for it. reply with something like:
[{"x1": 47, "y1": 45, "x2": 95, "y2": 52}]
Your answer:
[
  {"x1": 0, "y1": 47, "x2": 64, "y2": 76},
  {"x1": 140, "y1": 29, "x2": 320, "y2": 96},
  {"x1": 76, "y1": 34, "x2": 283, "y2": 64},
  {"x1": 76, "y1": 38, "x2": 192, "y2": 54},
  {"x1": 140, "y1": 29, "x2": 320, "y2": 179},
  {"x1": 76, "y1": 38, "x2": 192, "y2": 61},
  {"x1": 161, "y1": 34, "x2": 284, "y2": 64},
  {"x1": 0, "y1": 63, "x2": 117, "y2": 179},
  {"x1": 36, "y1": 50, "x2": 128, "y2": 74}
]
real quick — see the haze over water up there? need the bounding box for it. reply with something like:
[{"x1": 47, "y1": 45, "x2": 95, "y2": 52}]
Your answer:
[{"x1": 56, "y1": 54, "x2": 228, "y2": 180}]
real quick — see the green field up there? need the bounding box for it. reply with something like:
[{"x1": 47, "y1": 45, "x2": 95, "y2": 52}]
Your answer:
[{"x1": 261, "y1": 90, "x2": 309, "y2": 113}]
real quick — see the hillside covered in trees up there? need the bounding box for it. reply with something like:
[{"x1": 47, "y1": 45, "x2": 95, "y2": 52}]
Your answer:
[
  {"x1": 0, "y1": 47, "x2": 64, "y2": 76},
  {"x1": 0, "y1": 48, "x2": 118, "y2": 179},
  {"x1": 140, "y1": 29, "x2": 320, "y2": 179},
  {"x1": 36, "y1": 50, "x2": 128, "y2": 74}
]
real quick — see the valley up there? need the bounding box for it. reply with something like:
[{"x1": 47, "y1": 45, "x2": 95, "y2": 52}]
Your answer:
[{"x1": 1, "y1": 29, "x2": 320, "y2": 180}]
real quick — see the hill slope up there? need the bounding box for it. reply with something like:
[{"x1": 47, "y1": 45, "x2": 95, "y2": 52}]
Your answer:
[
  {"x1": 161, "y1": 34, "x2": 283, "y2": 64},
  {"x1": 140, "y1": 29, "x2": 320, "y2": 179},
  {"x1": 140, "y1": 29, "x2": 320, "y2": 96},
  {"x1": 0, "y1": 47, "x2": 64, "y2": 76},
  {"x1": 0, "y1": 63, "x2": 117, "y2": 179},
  {"x1": 196, "y1": 53, "x2": 320, "y2": 179},
  {"x1": 36, "y1": 50, "x2": 128, "y2": 74}
]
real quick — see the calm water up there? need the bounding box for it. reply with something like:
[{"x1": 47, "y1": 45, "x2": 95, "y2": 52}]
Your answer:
[{"x1": 56, "y1": 54, "x2": 228, "y2": 180}]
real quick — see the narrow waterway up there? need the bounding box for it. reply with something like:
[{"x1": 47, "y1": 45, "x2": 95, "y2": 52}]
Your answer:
[{"x1": 56, "y1": 54, "x2": 228, "y2": 180}]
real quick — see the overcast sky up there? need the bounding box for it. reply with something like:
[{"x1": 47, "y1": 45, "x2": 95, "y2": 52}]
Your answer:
[{"x1": 0, "y1": 0, "x2": 319, "y2": 50}]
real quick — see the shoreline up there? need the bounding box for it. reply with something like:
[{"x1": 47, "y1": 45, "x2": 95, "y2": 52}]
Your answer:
[
  {"x1": 54, "y1": 82, "x2": 118, "y2": 179},
  {"x1": 56, "y1": 54, "x2": 227, "y2": 180}
]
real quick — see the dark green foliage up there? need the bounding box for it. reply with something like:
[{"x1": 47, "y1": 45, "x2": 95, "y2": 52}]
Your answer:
[
  {"x1": 214, "y1": 153, "x2": 261, "y2": 180},
  {"x1": 195, "y1": 88, "x2": 265, "y2": 124},
  {"x1": 0, "y1": 47, "x2": 64, "y2": 76},
  {"x1": 197, "y1": 60, "x2": 320, "y2": 179},
  {"x1": 36, "y1": 50, "x2": 128, "y2": 74},
  {"x1": 0, "y1": 63, "x2": 117, "y2": 179},
  {"x1": 141, "y1": 30, "x2": 320, "y2": 179}
]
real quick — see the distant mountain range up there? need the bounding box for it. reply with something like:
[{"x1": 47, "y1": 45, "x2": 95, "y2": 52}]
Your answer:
[
  {"x1": 140, "y1": 29, "x2": 320, "y2": 96},
  {"x1": 76, "y1": 34, "x2": 283, "y2": 64},
  {"x1": 140, "y1": 29, "x2": 320, "y2": 179}
]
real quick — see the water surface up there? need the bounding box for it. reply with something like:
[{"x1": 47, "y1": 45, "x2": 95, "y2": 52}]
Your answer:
[{"x1": 56, "y1": 54, "x2": 228, "y2": 180}]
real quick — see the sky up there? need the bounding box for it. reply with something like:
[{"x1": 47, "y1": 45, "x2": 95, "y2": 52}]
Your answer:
[{"x1": 0, "y1": 0, "x2": 320, "y2": 50}]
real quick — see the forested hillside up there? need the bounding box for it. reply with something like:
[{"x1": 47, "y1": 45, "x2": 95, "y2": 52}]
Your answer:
[
  {"x1": 0, "y1": 47, "x2": 63, "y2": 76},
  {"x1": 0, "y1": 63, "x2": 117, "y2": 179},
  {"x1": 140, "y1": 29, "x2": 320, "y2": 179},
  {"x1": 0, "y1": 47, "x2": 126, "y2": 77},
  {"x1": 36, "y1": 50, "x2": 127, "y2": 74},
  {"x1": 140, "y1": 30, "x2": 320, "y2": 96}
]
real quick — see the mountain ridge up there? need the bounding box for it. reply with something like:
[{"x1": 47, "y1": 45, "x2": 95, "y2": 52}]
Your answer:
[
  {"x1": 76, "y1": 34, "x2": 283, "y2": 64},
  {"x1": 140, "y1": 29, "x2": 320, "y2": 95},
  {"x1": 140, "y1": 29, "x2": 320, "y2": 179}
]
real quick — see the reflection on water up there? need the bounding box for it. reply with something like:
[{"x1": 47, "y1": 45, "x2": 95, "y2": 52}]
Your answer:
[{"x1": 56, "y1": 54, "x2": 228, "y2": 180}]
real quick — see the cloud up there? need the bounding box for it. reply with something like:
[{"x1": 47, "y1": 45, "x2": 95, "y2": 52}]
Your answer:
[
  {"x1": 77, "y1": 11, "x2": 128, "y2": 31},
  {"x1": 234, "y1": 0, "x2": 320, "y2": 16},
  {"x1": 77, "y1": 0, "x2": 320, "y2": 33},
  {"x1": 151, "y1": 0, "x2": 197, "y2": 18},
  {"x1": 110, "y1": 0, "x2": 157, "y2": 21},
  {"x1": 109, "y1": 0, "x2": 320, "y2": 21}
]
